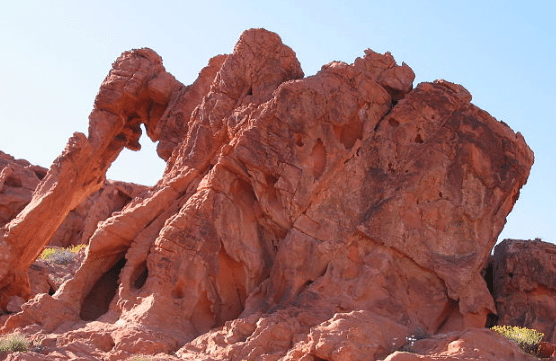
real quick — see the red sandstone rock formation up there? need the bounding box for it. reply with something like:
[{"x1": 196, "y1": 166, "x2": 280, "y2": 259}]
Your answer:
[
  {"x1": 49, "y1": 181, "x2": 148, "y2": 248},
  {"x1": 491, "y1": 239, "x2": 556, "y2": 343},
  {"x1": 0, "y1": 48, "x2": 181, "y2": 307},
  {"x1": 0, "y1": 28, "x2": 534, "y2": 360},
  {"x1": 0, "y1": 151, "x2": 147, "y2": 250}
]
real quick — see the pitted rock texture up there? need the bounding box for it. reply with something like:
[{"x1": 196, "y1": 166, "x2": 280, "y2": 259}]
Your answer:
[
  {"x1": 0, "y1": 28, "x2": 533, "y2": 361},
  {"x1": 491, "y1": 239, "x2": 556, "y2": 343}
]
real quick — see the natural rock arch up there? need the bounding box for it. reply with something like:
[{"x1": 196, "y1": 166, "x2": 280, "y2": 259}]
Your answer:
[
  {"x1": 0, "y1": 48, "x2": 181, "y2": 306},
  {"x1": 0, "y1": 29, "x2": 534, "y2": 360}
]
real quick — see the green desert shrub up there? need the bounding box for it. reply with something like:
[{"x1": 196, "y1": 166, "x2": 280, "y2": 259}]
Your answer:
[
  {"x1": 39, "y1": 244, "x2": 87, "y2": 265},
  {"x1": 0, "y1": 333, "x2": 31, "y2": 353},
  {"x1": 491, "y1": 325, "x2": 544, "y2": 355}
]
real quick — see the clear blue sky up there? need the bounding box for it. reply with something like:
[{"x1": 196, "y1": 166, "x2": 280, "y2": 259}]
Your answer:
[{"x1": 1, "y1": 1, "x2": 554, "y2": 243}]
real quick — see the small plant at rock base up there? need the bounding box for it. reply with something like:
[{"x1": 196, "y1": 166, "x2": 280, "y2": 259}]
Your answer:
[
  {"x1": 491, "y1": 325, "x2": 544, "y2": 356},
  {"x1": 0, "y1": 333, "x2": 31, "y2": 353},
  {"x1": 39, "y1": 244, "x2": 87, "y2": 265}
]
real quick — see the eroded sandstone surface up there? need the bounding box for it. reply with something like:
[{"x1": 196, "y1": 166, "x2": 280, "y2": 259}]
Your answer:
[{"x1": 0, "y1": 28, "x2": 535, "y2": 360}]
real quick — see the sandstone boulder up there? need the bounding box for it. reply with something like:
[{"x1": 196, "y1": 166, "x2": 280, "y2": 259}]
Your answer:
[
  {"x1": 491, "y1": 239, "x2": 556, "y2": 343},
  {"x1": 382, "y1": 328, "x2": 540, "y2": 361},
  {"x1": 0, "y1": 28, "x2": 534, "y2": 360}
]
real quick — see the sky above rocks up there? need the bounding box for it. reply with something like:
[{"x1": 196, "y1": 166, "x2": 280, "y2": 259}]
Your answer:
[{"x1": 1, "y1": 0, "x2": 554, "y2": 244}]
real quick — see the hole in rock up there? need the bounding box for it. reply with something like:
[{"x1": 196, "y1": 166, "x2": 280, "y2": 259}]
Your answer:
[
  {"x1": 246, "y1": 87, "x2": 253, "y2": 96},
  {"x1": 266, "y1": 175, "x2": 278, "y2": 186},
  {"x1": 4, "y1": 176, "x2": 21, "y2": 188},
  {"x1": 485, "y1": 313, "x2": 499, "y2": 328},
  {"x1": 387, "y1": 162, "x2": 395, "y2": 173},
  {"x1": 414, "y1": 133, "x2": 424, "y2": 143},
  {"x1": 172, "y1": 283, "x2": 185, "y2": 299},
  {"x1": 483, "y1": 260, "x2": 499, "y2": 328},
  {"x1": 106, "y1": 124, "x2": 166, "y2": 186},
  {"x1": 216, "y1": 249, "x2": 247, "y2": 325},
  {"x1": 294, "y1": 133, "x2": 304, "y2": 147},
  {"x1": 339, "y1": 120, "x2": 363, "y2": 150},
  {"x1": 115, "y1": 133, "x2": 127, "y2": 142},
  {"x1": 131, "y1": 261, "x2": 149, "y2": 290},
  {"x1": 48, "y1": 286, "x2": 56, "y2": 296},
  {"x1": 230, "y1": 178, "x2": 258, "y2": 216},
  {"x1": 34, "y1": 169, "x2": 47, "y2": 180},
  {"x1": 311, "y1": 139, "x2": 326, "y2": 180},
  {"x1": 80, "y1": 258, "x2": 126, "y2": 321},
  {"x1": 388, "y1": 118, "x2": 400, "y2": 127}
]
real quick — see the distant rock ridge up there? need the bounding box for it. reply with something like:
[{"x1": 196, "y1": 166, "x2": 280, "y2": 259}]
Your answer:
[{"x1": 0, "y1": 28, "x2": 536, "y2": 360}]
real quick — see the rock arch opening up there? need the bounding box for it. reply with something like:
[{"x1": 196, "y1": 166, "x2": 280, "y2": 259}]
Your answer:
[
  {"x1": 80, "y1": 258, "x2": 127, "y2": 321},
  {"x1": 106, "y1": 124, "x2": 166, "y2": 186}
]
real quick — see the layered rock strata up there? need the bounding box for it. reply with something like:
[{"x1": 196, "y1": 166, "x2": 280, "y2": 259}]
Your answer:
[{"x1": 0, "y1": 28, "x2": 533, "y2": 360}]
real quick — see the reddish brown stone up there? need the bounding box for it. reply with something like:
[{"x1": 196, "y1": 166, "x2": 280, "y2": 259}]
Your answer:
[
  {"x1": 0, "y1": 48, "x2": 181, "y2": 307},
  {"x1": 0, "y1": 28, "x2": 533, "y2": 360},
  {"x1": 538, "y1": 341, "x2": 556, "y2": 358},
  {"x1": 0, "y1": 151, "x2": 46, "y2": 226},
  {"x1": 491, "y1": 238, "x2": 556, "y2": 343}
]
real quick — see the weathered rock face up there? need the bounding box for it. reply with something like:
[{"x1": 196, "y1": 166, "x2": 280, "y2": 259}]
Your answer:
[
  {"x1": 491, "y1": 239, "x2": 556, "y2": 343},
  {"x1": 0, "y1": 28, "x2": 534, "y2": 361},
  {"x1": 49, "y1": 181, "x2": 148, "y2": 248},
  {"x1": 0, "y1": 152, "x2": 46, "y2": 226},
  {"x1": 0, "y1": 152, "x2": 144, "y2": 249}
]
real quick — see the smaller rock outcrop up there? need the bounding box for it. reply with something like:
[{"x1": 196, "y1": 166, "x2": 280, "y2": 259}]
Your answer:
[
  {"x1": 382, "y1": 328, "x2": 540, "y2": 361},
  {"x1": 0, "y1": 151, "x2": 146, "y2": 249},
  {"x1": 0, "y1": 151, "x2": 47, "y2": 226},
  {"x1": 49, "y1": 181, "x2": 147, "y2": 248},
  {"x1": 491, "y1": 239, "x2": 556, "y2": 343}
]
